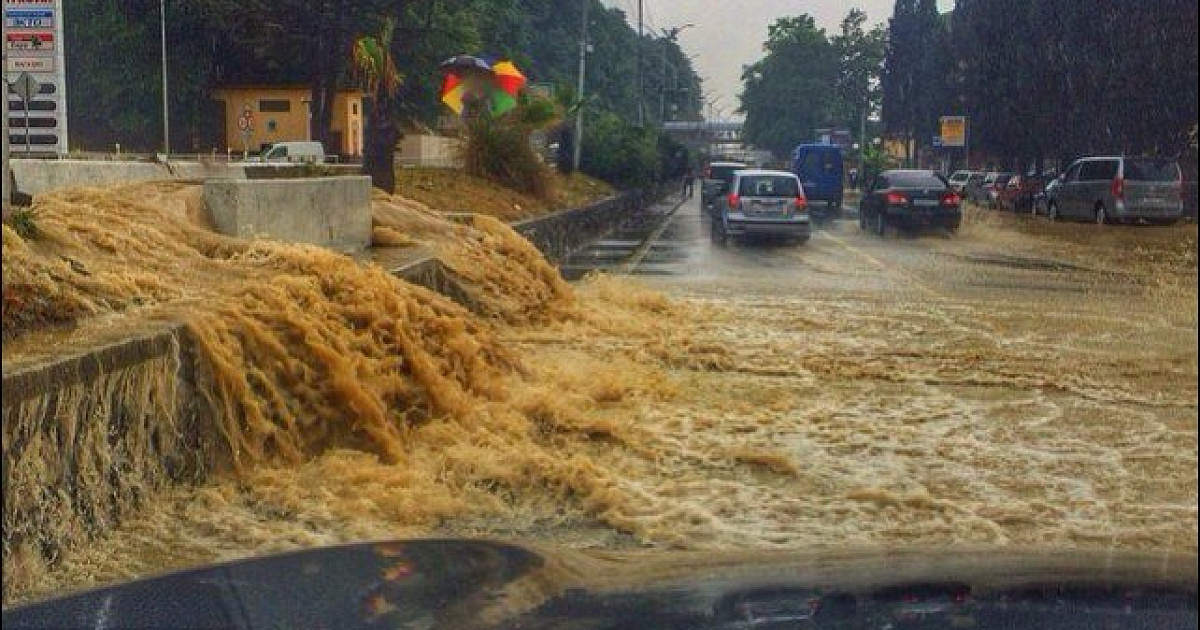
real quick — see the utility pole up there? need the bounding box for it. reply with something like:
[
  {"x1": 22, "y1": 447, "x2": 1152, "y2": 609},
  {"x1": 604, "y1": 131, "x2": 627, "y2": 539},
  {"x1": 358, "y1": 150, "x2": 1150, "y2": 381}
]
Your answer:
[
  {"x1": 160, "y1": 0, "x2": 170, "y2": 159},
  {"x1": 858, "y1": 101, "x2": 866, "y2": 189},
  {"x1": 636, "y1": 0, "x2": 644, "y2": 126},
  {"x1": 2, "y1": 13, "x2": 10, "y2": 206},
  {"x1": 572, "y1": 0, "x2": 590, "y2": 173}
]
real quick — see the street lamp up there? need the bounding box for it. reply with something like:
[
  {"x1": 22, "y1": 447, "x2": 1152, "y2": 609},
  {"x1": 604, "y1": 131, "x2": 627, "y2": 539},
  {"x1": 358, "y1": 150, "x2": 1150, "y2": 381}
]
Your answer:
[{"x1": 160, "y1": 0, "x2": 170, "y2": 159}]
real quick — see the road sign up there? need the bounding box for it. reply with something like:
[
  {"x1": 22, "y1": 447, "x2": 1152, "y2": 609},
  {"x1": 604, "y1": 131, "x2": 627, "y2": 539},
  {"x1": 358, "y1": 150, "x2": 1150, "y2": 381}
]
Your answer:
[
  {"x1": 12, "y1": 72, "x2": 41, "y2": 102},
  {"x1": 4, "y1": 0, "x2": 69, "y2": 155},
  {"x1": 6, "y1": 32, "x2": 54, "y2": 51},
  {"x1": 5, "y1": 56, "x2": 53, "y2": 72},
  {"x1": 939, "y1": 116, "x2": 967, "y2": 148}
]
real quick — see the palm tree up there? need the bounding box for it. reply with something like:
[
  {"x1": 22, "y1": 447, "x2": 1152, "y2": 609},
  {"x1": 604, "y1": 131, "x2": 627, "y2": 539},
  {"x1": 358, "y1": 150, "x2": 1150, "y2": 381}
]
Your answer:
[{"x1": 351, "y1": 18, "x2": 403, "y2": 193}]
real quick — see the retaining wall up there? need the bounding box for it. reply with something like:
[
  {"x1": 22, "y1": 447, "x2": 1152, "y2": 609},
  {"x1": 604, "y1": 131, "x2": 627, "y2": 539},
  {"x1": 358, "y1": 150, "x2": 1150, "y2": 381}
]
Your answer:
[
  {"x1": 1, "y1": 186, "x2": 660, "y2": 581},
  {"x1": 10, "y1": 160, "x2": 248, "y2": 197},
  {"x1": 204, "y1": 176, "x2": 373, "y2": 253}
]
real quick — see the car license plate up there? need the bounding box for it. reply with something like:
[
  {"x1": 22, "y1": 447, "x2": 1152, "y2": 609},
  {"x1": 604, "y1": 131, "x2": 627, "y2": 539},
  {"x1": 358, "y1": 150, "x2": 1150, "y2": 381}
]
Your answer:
[{"x1": 914, "y1": 199, "x2": 939, "y2": 207}]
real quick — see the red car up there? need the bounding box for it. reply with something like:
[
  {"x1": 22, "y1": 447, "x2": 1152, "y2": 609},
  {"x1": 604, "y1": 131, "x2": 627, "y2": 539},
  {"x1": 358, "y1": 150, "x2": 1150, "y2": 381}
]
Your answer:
[{"x1": 996, "y1": 174, "x2": 1050, "y2": 213}]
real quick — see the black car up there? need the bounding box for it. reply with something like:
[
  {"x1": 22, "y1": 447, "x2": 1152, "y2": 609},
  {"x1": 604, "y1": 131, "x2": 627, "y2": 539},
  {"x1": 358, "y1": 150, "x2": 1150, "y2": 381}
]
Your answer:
[{"x1": 859, "y1": 169, "x2": 962, "y2": 236}]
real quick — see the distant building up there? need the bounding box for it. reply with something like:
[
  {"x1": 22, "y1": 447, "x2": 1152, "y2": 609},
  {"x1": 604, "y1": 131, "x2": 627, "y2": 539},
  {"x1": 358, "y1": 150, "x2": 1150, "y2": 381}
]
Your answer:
[{"x1": 213, "y1": 86, "x2": 366, "y2": 158}]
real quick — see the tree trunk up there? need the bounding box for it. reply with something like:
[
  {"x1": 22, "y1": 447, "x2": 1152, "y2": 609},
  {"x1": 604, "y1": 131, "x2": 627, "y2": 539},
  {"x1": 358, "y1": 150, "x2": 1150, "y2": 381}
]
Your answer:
[{"x1": 363, "y1": 98, "x2": 397, "y2": 193}]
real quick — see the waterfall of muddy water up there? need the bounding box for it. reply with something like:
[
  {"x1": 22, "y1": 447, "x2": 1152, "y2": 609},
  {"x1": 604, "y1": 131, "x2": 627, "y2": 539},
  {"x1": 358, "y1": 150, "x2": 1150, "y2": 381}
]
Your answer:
[{"x1": 4, "y1": 186, "x2": 1196, "y2": 609}]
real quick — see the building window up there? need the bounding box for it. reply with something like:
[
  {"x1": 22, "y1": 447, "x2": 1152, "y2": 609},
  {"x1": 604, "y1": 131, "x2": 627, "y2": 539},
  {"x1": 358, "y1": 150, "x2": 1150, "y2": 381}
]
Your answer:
[
  {"x1": 259, "y1": 99, "x2": 292, "y2": 113},
  {"x1": 352, "y1": 103, "x2": 359, "y2": 115}
]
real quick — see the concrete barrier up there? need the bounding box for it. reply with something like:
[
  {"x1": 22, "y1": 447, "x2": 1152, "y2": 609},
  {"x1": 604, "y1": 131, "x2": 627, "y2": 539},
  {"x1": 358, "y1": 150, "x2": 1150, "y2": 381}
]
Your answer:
[
  {"x1": 10, "y1": 159, "x2": 247, "y2": 197},
  {"x1": 1, "y1": 185, "x2": 663, "y2": 584},
  {"x1": 203, "y1": 176, "x2": 373, "y2": 253}
]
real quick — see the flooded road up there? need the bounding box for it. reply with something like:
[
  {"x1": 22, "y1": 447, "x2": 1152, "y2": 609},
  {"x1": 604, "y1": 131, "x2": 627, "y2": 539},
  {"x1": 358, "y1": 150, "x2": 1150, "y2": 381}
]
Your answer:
[{"x1": 7, "y1": 192, "x2": 1197, "y2": 605}]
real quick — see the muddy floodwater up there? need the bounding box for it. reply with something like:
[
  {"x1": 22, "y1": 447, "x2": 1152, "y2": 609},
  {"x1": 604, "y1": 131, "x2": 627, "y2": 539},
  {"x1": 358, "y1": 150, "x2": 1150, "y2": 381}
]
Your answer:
[{"x1": 4, "y1": 193, "x2": 1197, "y2": 605}]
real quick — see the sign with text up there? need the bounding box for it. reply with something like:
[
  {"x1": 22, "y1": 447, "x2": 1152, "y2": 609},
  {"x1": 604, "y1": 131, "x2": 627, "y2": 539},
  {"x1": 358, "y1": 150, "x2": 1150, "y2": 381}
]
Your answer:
[
  {"x1": 4, "y1": 0, "x2": 68, "y2": 153},
  {"x1": 6, "y1": 32, "x2": 55, "y2": 51},
  {"x1": 939, "y1": 116, "x2": 967, "y2": 148}
]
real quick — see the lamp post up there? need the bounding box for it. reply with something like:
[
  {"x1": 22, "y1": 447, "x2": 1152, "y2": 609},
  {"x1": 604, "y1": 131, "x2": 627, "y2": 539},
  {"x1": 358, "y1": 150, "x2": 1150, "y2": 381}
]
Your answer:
[
  {"x1": 572, "y1": 0, "x2": 590, "y2": 173},
  {"x1": 659, "y1": 24, "x2": 692, "y2": 125},
  {"x1": 160, "y1": 0, "x2": 170, "y2": 159}
]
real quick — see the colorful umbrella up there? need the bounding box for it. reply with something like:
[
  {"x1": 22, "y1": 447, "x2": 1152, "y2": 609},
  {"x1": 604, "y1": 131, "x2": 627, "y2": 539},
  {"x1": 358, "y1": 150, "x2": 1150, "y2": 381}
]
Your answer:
[{"x1": 438, "y1": 55, "x2": 528, "y2": 117}]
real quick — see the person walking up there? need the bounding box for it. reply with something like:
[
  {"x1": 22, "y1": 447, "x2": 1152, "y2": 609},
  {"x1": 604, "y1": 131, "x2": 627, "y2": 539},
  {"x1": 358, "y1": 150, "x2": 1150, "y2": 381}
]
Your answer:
[{"x1": 683, "y1": 165, "x2": 696, "y2": 199}]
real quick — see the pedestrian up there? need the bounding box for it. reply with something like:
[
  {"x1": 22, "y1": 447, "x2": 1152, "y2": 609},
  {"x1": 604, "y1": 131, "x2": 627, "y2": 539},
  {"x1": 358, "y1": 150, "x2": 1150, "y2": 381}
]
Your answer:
[
  {"x1": 683, "y1": 166, "x2": 696, "y2": 198},
  {"x1": 849, "y1": 168, "x2": 859, "y2": 190}
]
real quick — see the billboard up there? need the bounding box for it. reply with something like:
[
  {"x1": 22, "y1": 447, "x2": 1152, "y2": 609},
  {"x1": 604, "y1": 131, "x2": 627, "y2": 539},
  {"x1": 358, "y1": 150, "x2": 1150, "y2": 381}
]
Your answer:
[
  {"x1": 939, "y1": 116, "x2": 966, "y2": 148},
  {"x1": 5, "y1": 0, "x2": 68, "y2": 155}
]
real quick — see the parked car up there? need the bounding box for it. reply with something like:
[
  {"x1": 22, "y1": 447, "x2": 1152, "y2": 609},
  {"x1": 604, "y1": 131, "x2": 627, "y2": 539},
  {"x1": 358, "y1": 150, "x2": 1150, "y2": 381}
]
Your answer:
[
  {"x1": 997, "y1": 173, "x2": 1051, "y2": 213},
  {"x1": 702, "y1": 161, "x2": 748, "y2": 211},
  {"x1": 1045, "y1": 156, "x2": 1185, "y2": 224},
  {"x1": 947, "y1": 170, "x2": 983, "y2": 194},
  {"x1": 253, "y1": 141, "x2": 326, "y2": 164},
  {"x1": 859, "y1": 169, "x2": 962, "y2": 236},
  {"x1": 973, "y1": 172, "x2": 1015, "y2": 207},
  {"x1": 711, "y1": 170, "x2": 811, "y2": 245},
  {"x1": 790, "y1": 144, "x2": 844, "y2": 219}
]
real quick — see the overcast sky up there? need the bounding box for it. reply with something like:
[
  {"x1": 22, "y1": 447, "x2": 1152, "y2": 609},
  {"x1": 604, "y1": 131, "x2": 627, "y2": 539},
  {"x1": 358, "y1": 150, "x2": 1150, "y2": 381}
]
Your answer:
[{"x1": 602, "y1": 0, "x2": 954, "y2": 119}]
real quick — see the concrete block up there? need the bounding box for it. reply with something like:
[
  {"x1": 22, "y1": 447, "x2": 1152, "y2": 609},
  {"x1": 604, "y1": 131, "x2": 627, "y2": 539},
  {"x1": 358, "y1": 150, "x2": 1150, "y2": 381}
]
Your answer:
[{"x1": 203, "y1": 176, "x2": 373, "y2": 253}]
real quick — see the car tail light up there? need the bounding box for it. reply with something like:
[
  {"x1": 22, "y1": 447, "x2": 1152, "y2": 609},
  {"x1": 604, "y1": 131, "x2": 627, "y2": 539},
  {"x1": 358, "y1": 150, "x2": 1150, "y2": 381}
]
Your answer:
[
  {"x1": 885, "y1": 191, "x2": 909, "y2": 205},
  {"x1": 1111, "y1": 176, "x2": 1124, "y2": 200},
  {"x1": 941, "y1": 192, "x2": 961, "y2": 206},
  {"x1": 727, "y1": 193, "x2": 740, "y2": 209},
  {"x1": 794, "y1": 196, "x2": 808, "y2": 210}
]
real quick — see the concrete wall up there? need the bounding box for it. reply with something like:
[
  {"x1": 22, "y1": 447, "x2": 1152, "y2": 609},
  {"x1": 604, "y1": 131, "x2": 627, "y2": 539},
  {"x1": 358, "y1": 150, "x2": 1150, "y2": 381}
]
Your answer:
[
  {"x1": 203, "y1": 176, "x2": 373, "y2": 254},
  {"x1": 395, "y1": 135, "x2": 462, "y2": 168},
  {"x1": 11, "y1": 159, "x2": 247, "y2": 197}
]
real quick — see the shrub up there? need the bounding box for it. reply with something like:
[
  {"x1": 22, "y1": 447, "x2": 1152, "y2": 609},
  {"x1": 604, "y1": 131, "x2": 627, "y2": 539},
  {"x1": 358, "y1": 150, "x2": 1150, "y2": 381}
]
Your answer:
[{"x1": 460, "y1": 97, "x2": 556, "y2": 200}]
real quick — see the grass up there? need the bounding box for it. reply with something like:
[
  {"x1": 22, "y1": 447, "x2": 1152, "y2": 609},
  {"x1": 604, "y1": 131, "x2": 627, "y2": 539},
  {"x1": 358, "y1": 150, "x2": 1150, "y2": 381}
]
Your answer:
[{"x1": 396, "y1": 167, "x2": 616, "y2": 222}]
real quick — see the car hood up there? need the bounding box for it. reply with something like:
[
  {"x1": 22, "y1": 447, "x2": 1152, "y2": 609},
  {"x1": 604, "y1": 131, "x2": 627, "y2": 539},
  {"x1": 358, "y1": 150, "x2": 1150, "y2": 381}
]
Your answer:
[{"x1": 4, "y1": 541, "x2": 1195, "y2": 629}]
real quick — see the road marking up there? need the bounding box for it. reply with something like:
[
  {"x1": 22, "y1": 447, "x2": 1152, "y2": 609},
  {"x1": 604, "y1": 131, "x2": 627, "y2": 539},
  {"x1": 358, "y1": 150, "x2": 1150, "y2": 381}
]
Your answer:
[{"x1": 817, "y1": 227, "x2": 942, "y2": 298}]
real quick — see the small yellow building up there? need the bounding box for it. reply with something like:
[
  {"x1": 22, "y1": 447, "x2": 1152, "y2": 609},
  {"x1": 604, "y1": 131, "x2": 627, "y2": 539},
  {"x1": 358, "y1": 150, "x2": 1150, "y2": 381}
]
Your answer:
[{"x1": 213, "y1": 85, "x2": 366, "y2": 158}]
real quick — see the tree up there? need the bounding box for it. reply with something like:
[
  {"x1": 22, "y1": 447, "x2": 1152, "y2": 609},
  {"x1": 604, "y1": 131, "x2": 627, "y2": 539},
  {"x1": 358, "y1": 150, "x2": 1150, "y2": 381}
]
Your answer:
[
  {"x1": 831, "y1": 9, "x2": 887, "y2": 147},
  {"x1": 882, "y1": 0, "x2": 950, "y2": 165},
  {"x1": 739, "y1": 16, "x2": 838, "y2": 158},
  {"x1": 351, "y1": 18, "x2": 403, "y2": 193}
]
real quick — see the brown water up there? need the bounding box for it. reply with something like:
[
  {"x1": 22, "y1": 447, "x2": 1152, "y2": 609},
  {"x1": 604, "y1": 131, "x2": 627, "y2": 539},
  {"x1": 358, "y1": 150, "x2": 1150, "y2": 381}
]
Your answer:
[{"x1": 2, "y1": 189, "x2": 1196, "y2": 605}]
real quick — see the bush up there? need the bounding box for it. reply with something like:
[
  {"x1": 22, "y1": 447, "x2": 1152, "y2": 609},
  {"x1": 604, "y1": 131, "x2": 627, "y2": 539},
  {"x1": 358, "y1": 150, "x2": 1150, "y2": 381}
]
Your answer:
[
  {"x1": 460, "y1": 98, "x2": 556, "y2": 200},
  {"x1": 580, "y1": 111, "x2": 660, "y2": 189}
]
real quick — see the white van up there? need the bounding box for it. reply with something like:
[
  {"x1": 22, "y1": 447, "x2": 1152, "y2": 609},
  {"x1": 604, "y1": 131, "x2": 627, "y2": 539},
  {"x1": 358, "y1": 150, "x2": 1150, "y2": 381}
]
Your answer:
[{"x1": 255, "y1": 141, "x2": 326, "y2": 164}]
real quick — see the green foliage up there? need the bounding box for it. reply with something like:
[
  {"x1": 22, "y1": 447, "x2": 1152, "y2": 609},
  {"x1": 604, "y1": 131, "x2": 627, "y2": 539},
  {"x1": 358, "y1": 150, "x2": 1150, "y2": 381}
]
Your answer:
[
  {"x1": 63, "y1": 0, "x2": 705, "y2": 153},
  {"x1": 6, "y1": 209, "x2": 40, "y2": 240},
  {"x1": 579, "y1": 112, "x2": 659, "y2": 188},
  {"x1": 462, "y1": 100, "x2": 555, "y2": 199},
  {"x1": 740, "y1": 16, "x2": 839, "y2": 158},
  {"x1": 882, "y1": 0, "x2": 951, "y2": 163},
  {"x1": 831, "y1": 10, "x2": 887, "y2": 139}
]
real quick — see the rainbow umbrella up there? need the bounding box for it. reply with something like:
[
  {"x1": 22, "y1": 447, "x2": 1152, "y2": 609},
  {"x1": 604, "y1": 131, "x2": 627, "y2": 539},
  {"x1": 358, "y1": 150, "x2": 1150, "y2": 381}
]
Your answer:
[{"x1": 489, "y1": 60, "x2": 527, "y2": 116}]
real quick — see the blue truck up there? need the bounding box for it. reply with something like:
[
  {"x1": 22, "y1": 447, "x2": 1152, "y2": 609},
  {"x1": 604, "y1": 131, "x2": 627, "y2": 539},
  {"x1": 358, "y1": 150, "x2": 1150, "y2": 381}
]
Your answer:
[{"x1": 790, "y1": 144, "x2": 844, "y2": 219}]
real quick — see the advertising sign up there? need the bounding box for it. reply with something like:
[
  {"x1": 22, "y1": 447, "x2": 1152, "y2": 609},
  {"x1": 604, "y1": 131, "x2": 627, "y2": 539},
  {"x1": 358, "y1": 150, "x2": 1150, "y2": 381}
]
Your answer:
[
  {"x1": 939, "y1": 116, "x2": 967, "y2": 148},
  {"x1": 6, "y1": 31, "x2": 55, "y2": 51},
  {"x1": 4, "y1": 0, "x2": 68, "y2": 154}
]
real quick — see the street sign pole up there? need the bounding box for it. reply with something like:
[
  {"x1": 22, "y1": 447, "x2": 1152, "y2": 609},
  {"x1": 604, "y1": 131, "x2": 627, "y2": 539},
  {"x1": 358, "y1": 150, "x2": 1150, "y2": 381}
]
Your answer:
[{"x1": 160, "y1": 0, "x2": 170, "y2": 159}]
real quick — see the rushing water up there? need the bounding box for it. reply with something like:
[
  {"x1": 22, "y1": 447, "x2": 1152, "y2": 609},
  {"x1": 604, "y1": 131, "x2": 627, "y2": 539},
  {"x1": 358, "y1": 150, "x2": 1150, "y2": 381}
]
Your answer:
[{"x1": 2, "y1": 186, "x2": 1196, "y2": 605}]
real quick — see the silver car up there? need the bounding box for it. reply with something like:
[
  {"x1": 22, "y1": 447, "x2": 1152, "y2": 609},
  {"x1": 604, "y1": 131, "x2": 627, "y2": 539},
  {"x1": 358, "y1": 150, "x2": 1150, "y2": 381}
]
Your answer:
[
  {"x1": 1046, "y1": 156, "x2": 1185, "y2": 225},
  {"x1": 711, "y1": 170, "x2": 811, "y2": 245}
]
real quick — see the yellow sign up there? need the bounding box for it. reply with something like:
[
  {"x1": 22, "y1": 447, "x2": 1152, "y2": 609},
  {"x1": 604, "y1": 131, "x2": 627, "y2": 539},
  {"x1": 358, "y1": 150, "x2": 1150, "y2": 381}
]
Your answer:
[{"x1": 940, "y1": 116, "x2": 966, "y2": 148}]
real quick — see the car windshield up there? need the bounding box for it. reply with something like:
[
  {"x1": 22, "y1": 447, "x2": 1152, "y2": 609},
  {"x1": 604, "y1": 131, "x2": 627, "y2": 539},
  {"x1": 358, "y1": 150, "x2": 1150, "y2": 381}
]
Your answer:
[
  {"x1": 3, "y1": 0, "x2": 1196, "y2": 626},
  {"x1": 1126, "y1": 159, "x2": 1182, "y2": 182},
  {"x1": 738, "y1": 175, "x2": 799, "y2": 197}
]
